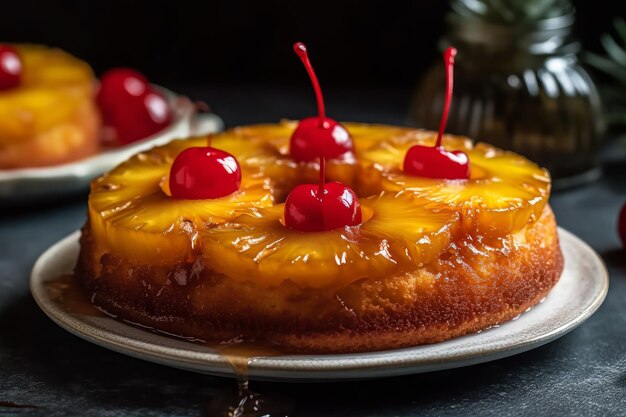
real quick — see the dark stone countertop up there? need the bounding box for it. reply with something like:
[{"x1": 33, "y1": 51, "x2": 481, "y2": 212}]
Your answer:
[{"x1": 1, "y1": 86, "x2": 625, "y2": 417}]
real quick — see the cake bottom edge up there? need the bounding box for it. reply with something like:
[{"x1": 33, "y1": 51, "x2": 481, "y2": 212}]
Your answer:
[{"x1": 75, "y1": 208, "x2": 564, "y2": 354}]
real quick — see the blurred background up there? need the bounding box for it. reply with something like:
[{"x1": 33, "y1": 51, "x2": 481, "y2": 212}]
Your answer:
[
  {"x1": 0, "y1": 0, "x2": 622, "y2": 87},
  {"x1": 1, "y1": 0, "x2": 625, "y2": 185}
]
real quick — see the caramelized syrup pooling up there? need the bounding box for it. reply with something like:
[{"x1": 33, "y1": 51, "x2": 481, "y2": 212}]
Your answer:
[
  {"x1": 209, "y1": 342, "x2": 293, "y2": 416},
  {"x1": 45, "y1": 274, "x2": 103, "y2": 316},
  {"x1": 47, "y1": 274, "x2": 292, "y2": 416}
]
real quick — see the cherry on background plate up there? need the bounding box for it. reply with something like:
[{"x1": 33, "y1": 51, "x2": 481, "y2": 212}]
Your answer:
[
  {"x1": 169, "y1": 147, "x2": 241, "y2": 200},
  {"x1": 0, "y1": 45, "x2": 22, "y2": 91},
  {"x1": 97, "y1": 68, "x2": 148, "y2": 111},
  {"x1": 97, "y1": 68, "x2": 172, "y2": 145},
  {"x1": 108, "y1": 89, "x2": 172, "y2": 144}
]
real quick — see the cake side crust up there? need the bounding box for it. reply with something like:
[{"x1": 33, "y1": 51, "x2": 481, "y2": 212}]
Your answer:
[{"x1": 75, "y1": 206, "x2": 563, "y2": 353}]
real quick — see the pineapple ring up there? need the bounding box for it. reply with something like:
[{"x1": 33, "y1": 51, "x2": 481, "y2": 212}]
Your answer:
[
  {"x1": 210, "y1": 120, "x2": 414, "y2": 201},
  {"x1": 359, "y1": 134, "x2": 550, "y2": 236},
  {"x1": 200, "y1": 192, "x2": 459, "y2": 289},
  {"x1": 88, "y1": 137, "x2": 273, "y2": 266}
]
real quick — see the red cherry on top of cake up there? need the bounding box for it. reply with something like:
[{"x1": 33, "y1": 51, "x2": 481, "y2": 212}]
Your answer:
[
  {"x1": 285, "y1": 157, "x2": 362, "y2": 231},
  {"x1": 169, "y1": 147, "x2": 241, "y2": 200},
  {"x1": 97, "y1": 68, "x2": 147, "y2": 111},
  {"x1": 403, "y1": 47, "x2": 470, "y2": 180},
  {"x1": 97, "y1": 68, "x2": 172, "y2": 145},
  {"x1": 290, "y1": 42, "x2": 354, "y2": 162},
  {"x1": 0, "y1": 45, "x2": 22, "y2": 91},
  {"x1": 285, "y1": 42, "x2": 361, "y2": 232}
]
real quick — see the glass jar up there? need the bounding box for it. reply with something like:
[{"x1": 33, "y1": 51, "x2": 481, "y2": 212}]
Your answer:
[{"x1": 410, "y1": 11, "x2": 605, "y2": 187}]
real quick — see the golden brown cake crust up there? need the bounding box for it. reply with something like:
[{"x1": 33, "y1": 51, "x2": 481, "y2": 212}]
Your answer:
[{"x1": 75, "y1": 206, "x2": 563, "y2": 353}]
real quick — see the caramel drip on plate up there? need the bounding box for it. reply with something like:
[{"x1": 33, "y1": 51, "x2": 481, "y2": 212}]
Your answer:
[
  {"x1": 44, "y1": 274, "x2": 103, "y2": 316},
  {"x1": 209, "y1": 342, "x2": 291, "y2": 416},
  {"x1": 47, "y1": 274, "x2": 292, "y2": 416}
]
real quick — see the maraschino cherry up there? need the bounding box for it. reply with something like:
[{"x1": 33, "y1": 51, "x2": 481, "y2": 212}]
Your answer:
[
  {"x1": 97, "y1": 68, "x2": 148, "y2": 112},
  {"x1": 169, "y1": 147, "x2": 241, "y2": 199},
  {"x1": 0, "y1": 45, "x2": 22, "y2": 91},
  {"x1": 403, "y1": 47, "x2": 470, "y2": 180},
  {"x1": 97, "y1": 68, "x2": 172, "y2": 145},
  {"x1": 290, "y1": 42, "x2": 354, "y2": 162},
  {"x1": 284, "y1": 156, "x2": 362, "y2": 232}
]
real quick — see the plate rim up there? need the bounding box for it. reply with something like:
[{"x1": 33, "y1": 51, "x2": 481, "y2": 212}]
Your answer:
[{"x1": 30, "y1": 228, "x2": 609, "y2": 380}]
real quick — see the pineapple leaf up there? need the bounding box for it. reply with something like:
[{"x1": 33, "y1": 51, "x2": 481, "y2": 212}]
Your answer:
[
  {"x1": 614, "y1": 18, "x2": 626, "y2": 45},
  {"x1": 600, "y1": 33, "x2": 626, "y2": 66},
  {"x1": 586, "y1": 52, "x2": 626, "y2": 84},
  {"x1": 584, "y1": 17, "x2": 626, "y2": 125},
  {"x1": 599, "y1": 88, "x2": 626, "y2": 104}
]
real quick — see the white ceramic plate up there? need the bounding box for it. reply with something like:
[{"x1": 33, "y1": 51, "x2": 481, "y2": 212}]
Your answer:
[
  {"x1": 0, "y1": 88, "x2": 223, "y2": 203},
  {"x1": 31, "y1": 228, "x2": 608, "y2": 381}
]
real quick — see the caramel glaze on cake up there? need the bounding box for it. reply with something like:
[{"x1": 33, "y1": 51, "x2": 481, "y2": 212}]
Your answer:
[{"x1": 75, "y1": 123, "x2": 564, "y2": 353}]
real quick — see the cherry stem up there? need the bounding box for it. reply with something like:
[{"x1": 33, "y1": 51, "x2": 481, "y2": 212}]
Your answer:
[
  {"x1": 318, "y1": 156, "x2": 326, "y2": 196},
  {"x1": 435, "y1": 47, "x2": 457, "y2": 148},
  {"x1": 293, "y1": 42, "x2": 326, "y2": 127}
]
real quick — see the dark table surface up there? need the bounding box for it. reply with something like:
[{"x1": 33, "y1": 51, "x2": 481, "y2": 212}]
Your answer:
[{"x1": 1, "y1": 86, "x2": 625, "y2": 417}]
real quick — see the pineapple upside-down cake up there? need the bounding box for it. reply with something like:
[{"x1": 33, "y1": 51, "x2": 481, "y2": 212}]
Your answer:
[
  {"x1": 75, "y1": 44, "x2": 562, "y2": 353},
  {"x1": 75, "y1": 122, "x2": 563, "y2": 353}
]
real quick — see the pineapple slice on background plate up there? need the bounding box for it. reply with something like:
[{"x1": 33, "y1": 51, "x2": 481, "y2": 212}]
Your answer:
[
  {"x1": 359, "y1": 133, "x2": 550, "y2": 236},
  {"x1": 0, "y1": 45, "x2": 100, "y2": 169},
  {"x1": 200, "y1": 192, "x2": 459, "y2": 289},
  {"x1": 0, "y1": 45, "x2": 94, "y2": 146},
  {"x1": 88, "y1": 137, "x2": 273, "y2": 266},
  {"x1": 0, "y1": 43, "x2": 224, "y2": 204},
  {"x1": 0, "y1": 90, "x2": 222, "y2": 203}
]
